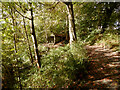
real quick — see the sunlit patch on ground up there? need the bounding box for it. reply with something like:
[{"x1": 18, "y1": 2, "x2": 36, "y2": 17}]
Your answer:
[
  {"x1": 107, "y1": 63, "x2": 120, "y2": 68},
  {"x1": 95, "y1": 48, "x2": 110, "y2": 52},
  {"x1": 93, "y1": 78, "x2": 113, "y2": 84},
  {"x1": 104, "y1": 51, "x2": 120, "y2": 56}
]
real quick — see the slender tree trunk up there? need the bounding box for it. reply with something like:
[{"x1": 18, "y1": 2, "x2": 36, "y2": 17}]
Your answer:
[
  {"x1": 13, "y1": 34, "x2": 22, "y2": 90},
  {"x1": 43, "y1": 11, "x2": 48, "y2": 43},
  {"x1": 45, "y1": 29, "x2": 48, "y2": 43},
  {"x1": 65, "y1": 2, "x2": 77, "y2": 44},
  {"x1": 23, "y1": 17, "x2": 34, "y2": 64},
  {"x1": 66, "y1": 16, "x2": 69, "y2": 42},
  {"x1": 11, "y1": 8, "x2": 22, "y2": 89},
  {"x1": 30, "y1": 3, "x2": 41, "y2": 68}
]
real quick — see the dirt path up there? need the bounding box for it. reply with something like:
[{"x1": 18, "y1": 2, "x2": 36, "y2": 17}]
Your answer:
[{"x1": 82, "y1": 45, "x2": 120, "y2": 89}]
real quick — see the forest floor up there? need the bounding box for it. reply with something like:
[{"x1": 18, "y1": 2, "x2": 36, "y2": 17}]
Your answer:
[{"x1": 80, "y1": 45, "x2": 120, "y2": 89}]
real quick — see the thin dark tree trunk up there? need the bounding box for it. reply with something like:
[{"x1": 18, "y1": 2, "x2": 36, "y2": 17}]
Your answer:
[
  {"x1": 30, "y1": 3, "x2": 41, "y2": 68},
  {"x1": 23, "y1": 17, "x2": 34, "y2": 64},
  {"x1": 65, "y1": 2, "x2": 77, "y2": 44},
  {"x1": 100, "y1": 8, "x2": 113, "y2": 34}
]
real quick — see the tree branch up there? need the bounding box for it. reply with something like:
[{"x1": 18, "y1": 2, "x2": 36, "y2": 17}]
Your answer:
[
  {"x1": 13, "y1": 6, "x2": 31, "y2": 20},
  {"x1": 15, "y1": 2, "x2": 30, "y2": 13},
  {"x1": 47, "y1": 2, "x2": 59, "y2": 10}
]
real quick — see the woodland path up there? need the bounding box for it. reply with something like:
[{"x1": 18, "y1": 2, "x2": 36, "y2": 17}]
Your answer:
[{"x1": 82, "y1": 45, "x2": 120, "y2": 89}]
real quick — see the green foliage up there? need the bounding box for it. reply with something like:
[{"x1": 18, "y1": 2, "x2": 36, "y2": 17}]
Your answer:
[
  {"x1": 95, "y1": 32, "x2": 119, "y2": 51},
  {"x1": 1, "y1": 2, "x2": 120, "y2": 88},
  {"x1": 83, "y1": 28, "x2": 101, "y2": 43},
  {"x1": 24, "y1": 42, "x2": 87, "y2": 88}
]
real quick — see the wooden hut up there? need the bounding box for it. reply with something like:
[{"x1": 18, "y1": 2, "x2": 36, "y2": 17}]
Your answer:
[{"x1": 47, "y1": 33, "x2": 67, "y2": 44}]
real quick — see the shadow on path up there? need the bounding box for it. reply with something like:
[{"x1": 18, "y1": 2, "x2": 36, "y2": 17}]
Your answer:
[{"x1": 82, "y1": 45, "x2": 120, "y2": 89}]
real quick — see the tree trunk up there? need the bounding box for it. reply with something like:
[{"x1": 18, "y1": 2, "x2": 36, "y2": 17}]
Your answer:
[
  {"x1": 11, "y1": 8, "x2": 22, "y2": 89},
  {"x1": 13, "y1": 34, "x2": 22, "y2": 90},
  {"x1": 66, "y1": 16, "x2": 69, "y2": 42},
  {"x1": 100, "y1": 3, "x2": 118, "y2": 34},
  {"x1": 65, "y1": 2, "x2": 77, "y2": 44},
  {"x1": 30, "y1": 3, "x2": 41, "y2": 68},
  {"x1": 100, "y1": 8, "x2": 113, "y2": 34},
  {"x1": 23, "y1": 17, "x2": 34, "y2": 64}
]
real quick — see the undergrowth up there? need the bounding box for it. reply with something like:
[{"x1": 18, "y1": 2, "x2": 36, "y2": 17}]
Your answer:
[
  {"x1": 95, "y1": 33, "x2": 119, "y2": 51},
  {"x1": 24, "y1": 42, "x2": 88, "y2": 88},
  {"x1": 84, "y1": 28, "x2": 119, "y2": 51}
]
